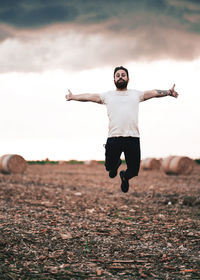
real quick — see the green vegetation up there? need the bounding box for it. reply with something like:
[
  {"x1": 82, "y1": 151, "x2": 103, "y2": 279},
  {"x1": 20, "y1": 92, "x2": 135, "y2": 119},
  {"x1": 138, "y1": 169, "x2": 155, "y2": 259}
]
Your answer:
[
  {"x1": 67, "y1": 160, "x2": 84, "y2": 164},
  {"x1": 27, "y1": 159, "x2": 84, "y2": 165},
  {"x1": 27, "y1": 159, "x2": 126, "y2": 165},
  {"x1": 28, "y1": 160, "x2": 58, "y2": 165},
  {"x1": 195, "y1": 159, "x2": 200, "y2": 165}
]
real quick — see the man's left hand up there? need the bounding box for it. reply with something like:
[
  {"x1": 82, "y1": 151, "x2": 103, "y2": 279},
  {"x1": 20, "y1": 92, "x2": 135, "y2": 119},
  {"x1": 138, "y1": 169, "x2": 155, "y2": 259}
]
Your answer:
[{"x1": 169, "y1": 84, "x2": 178, "y2": 98}]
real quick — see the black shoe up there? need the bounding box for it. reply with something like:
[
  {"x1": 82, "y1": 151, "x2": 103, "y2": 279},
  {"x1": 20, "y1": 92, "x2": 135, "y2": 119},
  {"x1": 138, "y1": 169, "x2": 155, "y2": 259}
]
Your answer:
[
  {"x1": 120, "y1": 170, "x2": 129, "y2": 193},
  {"x1": 109, "y1": 159, "x2": 122, "y2": 178}
]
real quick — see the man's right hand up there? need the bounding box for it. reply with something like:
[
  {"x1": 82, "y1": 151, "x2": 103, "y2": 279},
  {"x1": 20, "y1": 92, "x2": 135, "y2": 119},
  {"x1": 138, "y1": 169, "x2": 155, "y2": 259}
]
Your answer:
[
  {"x1": 65, "y1": 90, "x2": 102, "y2": 103},
  {"x1": 65, "y1": 89, "x2": 73, "y2": 101}
]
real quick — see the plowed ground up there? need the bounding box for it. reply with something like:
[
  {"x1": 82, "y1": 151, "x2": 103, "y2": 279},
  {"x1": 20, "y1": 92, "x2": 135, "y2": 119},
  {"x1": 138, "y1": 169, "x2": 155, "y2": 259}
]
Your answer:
[{"x1": 0, "y1": 163, "x2": 200, "y2": 279}]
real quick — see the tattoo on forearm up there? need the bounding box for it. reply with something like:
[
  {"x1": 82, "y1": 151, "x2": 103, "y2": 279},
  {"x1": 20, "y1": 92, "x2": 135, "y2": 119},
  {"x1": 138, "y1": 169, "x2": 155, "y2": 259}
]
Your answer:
[{"x1": 156, "y1": 90, "x2": 169, "y2": 96}]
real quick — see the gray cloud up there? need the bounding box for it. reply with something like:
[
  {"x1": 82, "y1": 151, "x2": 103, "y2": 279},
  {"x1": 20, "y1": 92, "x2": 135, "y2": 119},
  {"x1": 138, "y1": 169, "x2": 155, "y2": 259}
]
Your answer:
[
  {"x1": 0, "y1": 0, "x2": 200, "y2": 72},
  {"x1": 1, "y1": 0, "x2": 199, "y2": 31},
  {"x1": 0, "y1": 1, "x2": 78, "y2": 28}
]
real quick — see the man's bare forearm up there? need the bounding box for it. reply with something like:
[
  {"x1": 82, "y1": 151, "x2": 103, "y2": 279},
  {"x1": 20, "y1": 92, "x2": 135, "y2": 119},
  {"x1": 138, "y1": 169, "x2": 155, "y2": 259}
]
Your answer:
[
  {"x1": 71, "y1": 93, "x2": 93, "y2": 102},
  {"x1": 155, "y1": 89, "x2": 172, "y2": 97},
  {"x1": 66, "y1": 90, "x2": 102, "y2": 103},
  {"x1": 143, "y1": 88, "x2": 177, "y2": 100}
]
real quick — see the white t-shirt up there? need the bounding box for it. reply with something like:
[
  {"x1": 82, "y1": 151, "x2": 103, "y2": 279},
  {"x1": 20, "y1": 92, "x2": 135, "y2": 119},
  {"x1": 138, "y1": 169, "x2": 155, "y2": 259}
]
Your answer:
[{"x1": 100, "y1": 89, "x2": 145, "y2": 138}]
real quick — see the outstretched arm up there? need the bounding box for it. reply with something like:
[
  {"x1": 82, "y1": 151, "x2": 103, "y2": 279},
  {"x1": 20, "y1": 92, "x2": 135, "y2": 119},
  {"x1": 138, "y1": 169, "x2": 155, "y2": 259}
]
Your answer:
[
  {"x1": 65, "y1": 89, "x2": 102, "y2": 104},
  {"x1": 143, "y1": 84, "x2": 178, "y2": 101}
]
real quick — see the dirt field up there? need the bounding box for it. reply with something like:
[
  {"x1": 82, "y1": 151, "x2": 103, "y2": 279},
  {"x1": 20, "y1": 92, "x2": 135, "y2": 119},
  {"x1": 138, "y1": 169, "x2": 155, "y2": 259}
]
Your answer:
[{"x1": 0, "y1": 163, "x2": 200, "y2": 279}]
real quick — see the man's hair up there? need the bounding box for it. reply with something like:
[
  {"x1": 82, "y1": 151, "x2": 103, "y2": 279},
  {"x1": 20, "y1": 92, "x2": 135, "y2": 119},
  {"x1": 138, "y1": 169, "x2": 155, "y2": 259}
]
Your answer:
[{"x1": 114, "y1": 66, "x2": 129, "y2": 78}]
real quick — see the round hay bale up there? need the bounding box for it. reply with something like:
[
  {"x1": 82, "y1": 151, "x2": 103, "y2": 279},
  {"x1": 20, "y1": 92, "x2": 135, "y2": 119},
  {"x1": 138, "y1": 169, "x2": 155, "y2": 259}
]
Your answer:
[
  {"x1": 58, "y1": 160, "x2": 66, "y2": 165},
  {"x1": 162, "y1": 156, "x2": 194, "y2": 175},
  {"x1": 141, "y1": 158, "x2": 161, "y2": 170},
  {"x1": 161, "y1": 156, "x2": 176, "y2": 174},
  {"x1": 0, "y1": 154, "x2": 27, "y2": 174},
  {"x1": 84, "y1": 160, "x2": 98, "y2": 166},
  {"x1": 169, "y1": 156, "x2": 194, "y2": 175}
]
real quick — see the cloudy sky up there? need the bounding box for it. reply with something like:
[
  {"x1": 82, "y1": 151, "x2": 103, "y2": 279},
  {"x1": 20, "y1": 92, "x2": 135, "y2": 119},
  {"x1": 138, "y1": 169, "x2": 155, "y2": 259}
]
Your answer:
[{"x1": 0, "y1": 0, "x2": 200, "y2": 160}]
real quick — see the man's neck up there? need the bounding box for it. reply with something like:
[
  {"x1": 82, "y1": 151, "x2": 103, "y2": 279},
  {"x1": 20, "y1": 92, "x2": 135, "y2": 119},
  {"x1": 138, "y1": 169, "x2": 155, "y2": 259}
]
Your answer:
[{"x1": 116, "y1": 88, "x2": 128, "y2": 91}]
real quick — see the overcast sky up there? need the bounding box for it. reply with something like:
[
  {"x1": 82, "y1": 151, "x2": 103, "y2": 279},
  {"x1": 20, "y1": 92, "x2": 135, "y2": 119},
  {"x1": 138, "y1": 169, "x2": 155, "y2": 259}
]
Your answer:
[
  {"x1": 1, "y1": 0, "x2": 200, "y2": 71},
  {"x1": 0, "y1": 0, "x2": 200, "y2": 160}
]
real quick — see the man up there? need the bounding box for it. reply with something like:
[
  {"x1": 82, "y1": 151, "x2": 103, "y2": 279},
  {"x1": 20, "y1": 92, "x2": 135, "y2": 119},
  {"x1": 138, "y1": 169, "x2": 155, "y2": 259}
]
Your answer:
[{"x1": 66, "y1": 66, "x2": 178, "y2": 193}]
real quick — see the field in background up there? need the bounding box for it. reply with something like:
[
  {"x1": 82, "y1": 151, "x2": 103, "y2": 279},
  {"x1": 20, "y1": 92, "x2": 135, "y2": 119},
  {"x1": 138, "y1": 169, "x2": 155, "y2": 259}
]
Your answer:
[
  {"x1": 27, "y1": 159, "x2": 200, "y2": 165},
  {"x1": 0, "y1": 163, "x2": 200, "y2": 279}
]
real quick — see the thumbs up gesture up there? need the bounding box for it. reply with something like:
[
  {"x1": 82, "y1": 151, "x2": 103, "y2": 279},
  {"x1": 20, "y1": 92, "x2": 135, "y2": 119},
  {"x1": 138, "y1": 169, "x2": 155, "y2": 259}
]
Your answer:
[
  {"x1": 65, "y1": 89, "x2": 73, "y2": 101},
  {"x1": 169, "y1": 84, "x2": 178, "y2": 98}
]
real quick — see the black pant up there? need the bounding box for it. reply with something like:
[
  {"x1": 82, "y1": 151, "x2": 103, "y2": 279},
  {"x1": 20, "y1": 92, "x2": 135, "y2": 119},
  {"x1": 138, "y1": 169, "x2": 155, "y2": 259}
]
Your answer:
[{"x1": 105, "y1": 137, "x2": 141, "y2": 180}]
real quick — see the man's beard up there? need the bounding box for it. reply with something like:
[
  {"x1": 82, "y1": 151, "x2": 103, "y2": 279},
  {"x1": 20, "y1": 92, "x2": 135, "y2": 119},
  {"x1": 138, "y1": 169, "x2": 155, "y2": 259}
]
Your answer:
[{"x1": 115, "y1": 79, "x2": 128, "y2": 90}]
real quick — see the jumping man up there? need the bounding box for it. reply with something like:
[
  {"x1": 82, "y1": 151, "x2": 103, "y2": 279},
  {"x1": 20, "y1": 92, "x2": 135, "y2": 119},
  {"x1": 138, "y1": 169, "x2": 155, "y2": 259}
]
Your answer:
[{"x1": 65, "y1": 66, "x2": 178, "y2": 193}]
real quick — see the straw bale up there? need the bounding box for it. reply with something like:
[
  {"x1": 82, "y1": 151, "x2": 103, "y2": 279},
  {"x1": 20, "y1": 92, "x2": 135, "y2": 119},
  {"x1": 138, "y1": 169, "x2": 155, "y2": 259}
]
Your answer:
[
  {"x1": 141, "y1": 158, "x2": 161, "y2": 170},
  {"x1": 161, "y1": 156, "x2": 176, "y2": 173},
  {"x1": 162, "y1": 156, "x2": 194, "y2": 175},
  {"x1": 0, "y1": 154, "x2": 27, "y2": 174},
  {"x1": 169, "y1": 156, "x2": 194, "y2": 175},
  {"x1": 58, "y1": 160, "x2": 66, "y2": 165},
  {"x1": 84, "y1": 160, "x2": 98, "y2": 166}
]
